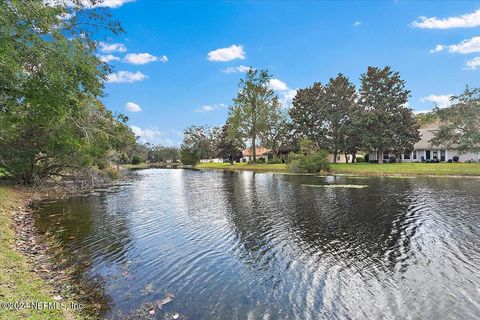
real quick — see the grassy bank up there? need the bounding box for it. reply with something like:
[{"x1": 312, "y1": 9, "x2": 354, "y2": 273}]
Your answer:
[
  {"x1": 195, "y1": 162, "x2": 288, "y2": 172},
  {"x1": 195, "y1": 162, "x2": 480, "y2": 176},
  {"x1": 0, "y1": 186, "x2": 71, "y2": 320}
]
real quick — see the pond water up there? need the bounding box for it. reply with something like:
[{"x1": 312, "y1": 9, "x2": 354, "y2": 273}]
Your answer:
[{"x1": 34, "y1": 169, "x2": 480, "y2": 319}]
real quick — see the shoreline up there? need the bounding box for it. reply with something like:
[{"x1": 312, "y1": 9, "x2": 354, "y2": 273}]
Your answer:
[
  {"x1": 193, "y1": 162, "x2": 480, "y2": 177},
  {"x1": 0, "y1": 185, "x2": 79, "y2": 320}
]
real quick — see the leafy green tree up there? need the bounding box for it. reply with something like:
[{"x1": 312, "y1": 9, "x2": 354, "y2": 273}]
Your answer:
[
  {"x1": 217, "y1": 119, "x2": 245, "y2": 163},
  {"x1": 0, "y1": 1, "x2": 133, "y2": 183},
  {"x1": 260, "y1": 109, "x2": 292, "y2": 156},
  {"x1": 180, "y1": 125, "x2": 220, "y2": 164},
  {"x1": 323, "y1": 74, "x2": 358, "y2": 163},
  {"x1": 289, "y1": 82, "x2": 327, "y2": 148},
  {"x1": 147, "y1": 146, "x2": 180, "y2": 163},
  {"x1": 431, "y1": 87, "x2": 480, "y2": 152},
  {"x1": 228, "y1": 69, "x2": 281, "y2": 162},
  {"x1": 358, "y1": 66, "x2": 420, "y2": 163}
]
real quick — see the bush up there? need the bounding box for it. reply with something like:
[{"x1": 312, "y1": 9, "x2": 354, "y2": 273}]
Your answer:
[
  {"x1": 180, "y1": 150, "x2": 199, "y2": 165},
  {"x1": 287, "y1": 152, "x2": 305, "y2": 163},
  {"x1": 256, "y1": 157, "x2": 265, "y2": 163},
  {"x1": 363, "y1": 153, "x2": 369, "y2": 162},
  {"x1": 268, "y1": 157, "x2": 282, "y2": 164},
  {"x1": 287, "y1": 151, "x2": 330, "y2": 173},
  {"x1": 453, "y1": 155, "x2": 459, "y2": 162},
  {"x1": 131, "y1": 155, "x2": 144, "y2": 165},
  {"x1": 356, "y1": 156, "x2": 365, "y2": 163}
]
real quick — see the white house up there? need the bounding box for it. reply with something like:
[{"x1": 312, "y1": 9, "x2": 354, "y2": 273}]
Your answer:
[{"x1": 368, "y1": 127, "x2": 480, "y2": 163}]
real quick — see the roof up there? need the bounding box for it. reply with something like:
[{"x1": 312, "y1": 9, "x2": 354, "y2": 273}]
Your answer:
[
  {"x1": 242, "y1": 147, "x2": 271, "y2": 157},
  {"x1": 414, "y1": 128, "x2": 450, "y2": 150}
]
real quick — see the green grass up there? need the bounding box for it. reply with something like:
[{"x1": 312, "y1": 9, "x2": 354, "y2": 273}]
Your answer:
[
  {"x1": 0, "y1": 187, "x2": 71, "y2": 320},
  {"x1": 195, "y1": 162, "x2": 288, "y2": 172},
  {"x1": 331, "y1": 162, "x2": 480, "y2": 176},
  {"x1": 195, "y1": 161, "x2": 480, "y2": 176}
]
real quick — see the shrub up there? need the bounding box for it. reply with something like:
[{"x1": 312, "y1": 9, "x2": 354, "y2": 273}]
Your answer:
[
  {"x1": 453, "y1": 155, "x2": 459, "y2": 162},
  {"x1": 287, "y1": 150, "x2": 330, "y2": 173},
  {"x1": 287, "y1": 152, "x2": 305, "y2": 163},
  {"x1": 356, "y1": 156, "x2": 365, "y2": 163},
  {"x1": 131, "y1": 155, "x2": 144, "y2": 165},
  {"x1": 180, "y1": 150, "x2": 199, "y2": 165},
  {"x1": 363, "y1": 153, "x2": 369, "y2": 162},
  {"x1": 268, "y1": 157, "x2": 282, "y2": 164},
  {"x1": 256, "y1": 157, "x2": 265, "y2": 163}
]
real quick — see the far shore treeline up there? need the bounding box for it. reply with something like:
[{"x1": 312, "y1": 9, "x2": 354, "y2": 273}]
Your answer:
[
  {"x1": 1, "y1": 2, "x2": 479, "y2": 184},
  {"x1": 180, "y1": 67, "x2": 480, "y2": 172}
]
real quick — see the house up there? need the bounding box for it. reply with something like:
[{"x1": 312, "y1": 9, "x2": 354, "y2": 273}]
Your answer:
[
  {"x1": 241, "y1": 147, "x2": 360, "y2": 163},
  {"x1": 240, "y1": 147, "x2": 272, "y2": 162},
  {"x1": 368, "y1": 127, "x2": 480, "y2": 163}
]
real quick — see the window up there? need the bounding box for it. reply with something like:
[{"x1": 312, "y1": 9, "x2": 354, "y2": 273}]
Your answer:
[
  {"x1": 404, "y1": 153, "x2": 411, "y2": 160},
  {"x1": 383, "y1": 152, "x2": 389, "y2": 160},
  {"x1": 440, "y1": 150, "x2": 446, "y2": 162},
  {"x1": 337, "y1": 155, "x2": 341, "y2": 161},
  {"x1": 413, "y1": 151, "x2": 417, "y2": 160}
]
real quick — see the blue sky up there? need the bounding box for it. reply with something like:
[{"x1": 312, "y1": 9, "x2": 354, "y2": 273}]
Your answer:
[{"x1": 97, "y1": 1, "x2": 480, "y2": 146}]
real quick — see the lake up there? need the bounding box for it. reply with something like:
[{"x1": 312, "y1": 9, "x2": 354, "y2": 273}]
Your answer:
[{"x1": 34, "y1": 169, "x2": 480, "y2": 319}]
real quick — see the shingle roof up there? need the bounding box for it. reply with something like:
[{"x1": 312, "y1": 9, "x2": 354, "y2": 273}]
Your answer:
[{"x1": 242, "y1": 147, "x2": 271, "y2": 157}]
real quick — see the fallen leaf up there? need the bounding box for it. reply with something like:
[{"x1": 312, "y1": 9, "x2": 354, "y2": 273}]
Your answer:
[{"x1": 172, "y1": 314, "x2": 179, "y2": 320}]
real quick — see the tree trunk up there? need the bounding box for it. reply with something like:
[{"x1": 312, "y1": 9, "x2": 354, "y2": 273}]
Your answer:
[
  {"x1": 251, "y1": 135, "x2": 256, "y2": 162},
  {"x1": 333, "y1": 150, "x2": 337, "y2": 163},
  {"x1": 352, "y1": 152, "x2": 357, "y2": 163},
  {"x1": 345, "y1": 152, "x2": 349, "y2": 163}
]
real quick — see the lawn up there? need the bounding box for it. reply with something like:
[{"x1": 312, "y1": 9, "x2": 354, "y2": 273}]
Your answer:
[
  {"x1": 195, "y1": 162, "x2": 480, "y2": 176},
  {"x1": 331, "y1": 162, "x2": 480, "y2": 176},
  {"x1": 0, "y1": 187, "x2": 71, "y2": 320}
]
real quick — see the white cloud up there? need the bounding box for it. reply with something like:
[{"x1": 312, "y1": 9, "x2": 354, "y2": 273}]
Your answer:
[
  {"x1": 96, "y1": 0, "x2": 134, "y2": 8},
  {"x1": 131, "y1": 125, "x2": 162, "y2": 140},
  {"x1": 98, "y1": 54, "x2": 120, "y2": 63},
  {"x1": 125, "y1": 102, "x2": 142, "y2": 112},
  {"x1": 195, "y1": 103, "x2": 227, "y2": 112},
  {"x1": 466, "y1": 56, "x2": 480, "y2": 70},
  {"x1": 207, "y1": 45, "x2": 245, "y2": 62},
  {"x1": 429, "y1": 44, "x2": 446, "y2": 53},
  {"x1": 98, "y1": 42, "x2": 127, "y2": 53},
  {"x1": 431, "y1": 36, "x2": 480, "y2": 54},
  {"x1": 353, "y1": 21, "x2": 362, "y2": 27},
  {"x1": 267, "y1": 78, "x2": 297, "y2": 107},
  {"x1": 130, "y1": 125, "x2": 179, "y2": 146},
  {"x1": 222, "y1": 65, "x2": 252, "y2": 73},
  {"x1": 281, "y1": 89, "x2": 298, "y2": 107},
  {"x1": 47, "y1": 0, "x2": 134, "y2": 8},
  {"x1": 107, "y1": 71, "x2": 148, "y2": 83},
  {"x1": 269, "y1": 78, "x2": 288, "y2": 91},
  {"x1": 412, "y1": 9, "x2": 480, "y2": 29},
  {"x1": 123, "y1": 53, "x2": 167, "y2": 65},
  {"x1": 421, "y1": 94, "x2": 454, "y2": 108}
]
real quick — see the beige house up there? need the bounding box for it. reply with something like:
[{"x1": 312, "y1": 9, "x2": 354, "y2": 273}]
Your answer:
[{"x1": 368, "y1": 127, "x2": 480, "y2": 163}]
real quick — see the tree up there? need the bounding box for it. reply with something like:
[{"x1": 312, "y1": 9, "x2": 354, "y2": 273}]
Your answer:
[
  {"x1": 358, "y1": 66, "x2": 420, "y2": 163},
  {"x1": 322, "y1": 74, "x2": 357, "y2": 163},
  {"x1": 289, "y1": 82, "x2": 327, "y2": 148},
  {"x1": 217, "y1": 119, "x2": 245, "y2": 164},
  {"x1": 431, "y1": 87, "x2": 480, "y2": 152},
  {"x1": 260, "y1": 109, "x2": 292, "y2": 156},
  {"x1": 228, "y1": 69, "x2": 281, "y2": 162},
  {"x1": 180, "y1": 125, "x2": 220, "y2": 164},
  {"x1": 0, "y1": 1, "x2": 131, "y2": 183}
]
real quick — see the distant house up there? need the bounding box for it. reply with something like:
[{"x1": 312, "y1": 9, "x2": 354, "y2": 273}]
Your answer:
[
  {"x1": 368, "y1": 127, "x2": 480, "y2": 163},
  {"x1": 241, "y1": 147, "x2": 272, "y2": 162},
  {"x1": 241, "y1": 147, "x2": 360, "y2": 163}
]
